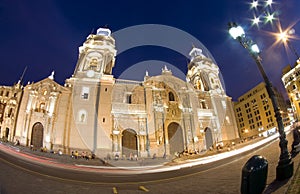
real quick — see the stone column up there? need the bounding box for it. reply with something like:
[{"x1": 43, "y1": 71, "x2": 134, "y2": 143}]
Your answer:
[{"x1": 112, "y1": 130, "x2": 120, "y2": 154}]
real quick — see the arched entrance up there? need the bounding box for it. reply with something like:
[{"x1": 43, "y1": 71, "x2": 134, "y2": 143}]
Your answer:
[
  {"x1": 205, "y1": 127, "x2": 213, "y2": 149},
  {"x1": 122, "y1": 129, "x2": 137, "y2": 157},
  {"x1": 168, "y1": 122, "x2": 184, "y2": 155},
  {"x1": 5, "y1": 128, "x2": 9, "y2": 138},
  {"x1": 31, "y1": 122, "x2": 44, "y2": 148}
]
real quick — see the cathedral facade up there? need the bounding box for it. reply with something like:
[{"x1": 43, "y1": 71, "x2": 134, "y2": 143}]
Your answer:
[{"x1": 0, "y1": 28, "x2": 239, "y2": 158}]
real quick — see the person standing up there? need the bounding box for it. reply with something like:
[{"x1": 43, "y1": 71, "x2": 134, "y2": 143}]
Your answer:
[{"x1": 291, "y1": 121, "x2": 300, "y2": 157}]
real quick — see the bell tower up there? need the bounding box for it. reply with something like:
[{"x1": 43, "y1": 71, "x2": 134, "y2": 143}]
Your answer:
[
  {"x1": 186, "y1": 47, "x2": 224, "y2": 95},
  {"x1": 73, "y1": 27, "x2": 116, "y2": 79},
  {"x1": 68, "y1": 27, "x2": 116, "y2": 156},
  {"x1": 186, "y1": 47, "x2": 239, "y2": 146}
]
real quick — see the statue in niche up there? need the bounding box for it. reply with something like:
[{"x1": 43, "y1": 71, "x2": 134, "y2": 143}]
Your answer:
[
  {"x1": 154, "y1": 93, "x2": 162, "y2": 105},
  {"x1": 140, "y1": 122, "x2": 144, "y2": 131},
  {"x1": 89, "y1": 58, "x2": 99, "y2": 71},
  {"x1": 157, "y1": 94, "x2": 162, "y2": 104},
  {"x1": 114, "y1": 119, "x2": 118, "y2": 130},
  {"x1": 159, "y1": 135, "x2": 163, "y2": 144},
  {"x1": 157, "y1": 124, "x2": 163, "y2": 144},
  {"x1": 196, "y1": 79, "x2": 202, "y2": 90},
  {"x1": 80, "y1": 113, "x2": 85, "y2": 122},
  {"x1": 171, "y1": 109, "x2": 176, "y2": 117}
]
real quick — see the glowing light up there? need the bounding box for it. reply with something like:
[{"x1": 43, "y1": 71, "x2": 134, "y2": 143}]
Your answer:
[
  {"x1": 252, "y1": 16, "x2": 260, "y2": 26},
  {"x1": 251, "y1": 44, "x2": 260, "y2": 53},
  {"x1": 265, "y1": 0, "x2": 273, "y2": 6},
  {"x1": 228, "y1": 25, "x2": 245, "y2": 39},
  {"x1": 271, "y1": 21, "x2": 299, "y2": 46},
  {"x1": 278, "y1": 31, "x2": 288, "y2": 42},
  {"x1": 251, "y1": 0, "x2": 259, "y2": 9},
  {"x1": 266, "y1": 20, "x2": 300, "y2": 60},
  {"x1": 265, "y1": 12, "x2": 275, "y2": 23},
  {"x1": 288, "y1": 28, "x2": 295, "y2": 35}
]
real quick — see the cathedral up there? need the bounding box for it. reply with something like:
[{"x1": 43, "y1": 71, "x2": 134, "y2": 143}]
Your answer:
[{"x1": 0, "y1": 27, "x2": 239, "y2": 158}]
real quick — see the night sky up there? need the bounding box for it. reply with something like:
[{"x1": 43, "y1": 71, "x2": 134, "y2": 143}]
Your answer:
[{"x1": 1, "y1": 0, "x2": 300, "y2": 101}]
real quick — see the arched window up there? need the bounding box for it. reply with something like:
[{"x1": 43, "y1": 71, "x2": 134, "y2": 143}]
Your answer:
[
  {"x1": 169, "y1": 92, "x2": 175, "y2": 101},
  {"x1": 195, "y1": 75, "x2": 209, "y2": 91},
  {"x1": 201, "y1": 101, "x2": 207, "y2": 109},
  {"x1": 127, "y1": 94, "x2": 132, "y2": 104},
  {"x1": 37, "y1": 102, "x2": 46, "y2": 113},
  {"x1": 7, "y1": 108, "x2": 13, "y2": 117},
  {"x1": 81, "y1": 87, "x2": 89, "y2": 100}
]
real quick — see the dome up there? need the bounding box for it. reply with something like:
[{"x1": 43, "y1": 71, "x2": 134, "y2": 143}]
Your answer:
[{"x1": 96, "y1": 27, "x2": 111, "y2": 36}]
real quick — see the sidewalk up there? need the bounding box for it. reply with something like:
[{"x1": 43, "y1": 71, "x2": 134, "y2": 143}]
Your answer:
[{"x1": 286, "y1": 156, "x2": 300, "y2": 194}]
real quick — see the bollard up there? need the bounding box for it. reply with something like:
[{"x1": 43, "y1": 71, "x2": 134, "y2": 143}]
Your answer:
[{"x1": 241, "y1": 155, "x2": 268, "y2": 194}]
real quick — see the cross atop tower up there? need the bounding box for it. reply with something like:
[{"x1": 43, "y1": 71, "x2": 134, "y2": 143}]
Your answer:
[{"x1": 48, "y1": 71, "x2": 55, "y2": 80}]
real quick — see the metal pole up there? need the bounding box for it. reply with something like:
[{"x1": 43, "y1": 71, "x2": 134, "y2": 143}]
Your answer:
[
  {"x1": 286, "y1": 39, "x2": 300, "y2": 60},
  {"x1": 237, "y1": 37, "x2": 294, "y2": 181}
]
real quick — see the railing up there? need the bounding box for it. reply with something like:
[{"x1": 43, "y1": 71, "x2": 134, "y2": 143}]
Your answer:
[{"x1": 115, "y1": 79, "x2": 142, "y2": 85}]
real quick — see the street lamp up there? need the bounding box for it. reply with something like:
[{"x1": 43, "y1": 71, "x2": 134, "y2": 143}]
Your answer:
[
  {"x1": 228, "y1": 22, "x2": 294, "y2": 181},
  {"x1": 277, "y1": 29, "x2": 300, "y2": 60}
]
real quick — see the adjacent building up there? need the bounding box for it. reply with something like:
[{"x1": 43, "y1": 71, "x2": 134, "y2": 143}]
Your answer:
[
  {"x1": 234, "y1": 82, "x2": 289, "y2": 139},
  {"x1": 0, "y1": 82, "x2": 23, "y2": 140},
  {"x1": 281, "y1": 59, "x2": 300, "y2": 120},
  {"x1": 0, "y1": 27, "x2": 239, "y2": 158}
]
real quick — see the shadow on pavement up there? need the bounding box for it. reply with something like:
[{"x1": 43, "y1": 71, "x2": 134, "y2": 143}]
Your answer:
[{"x1": 263, "y1": 178, "x2": 289, "y2": 194}]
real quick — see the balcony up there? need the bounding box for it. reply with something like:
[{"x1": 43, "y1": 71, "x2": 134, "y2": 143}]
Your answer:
[{"x1": 112, "y1": 103, "x2": 146, "y2": 115}]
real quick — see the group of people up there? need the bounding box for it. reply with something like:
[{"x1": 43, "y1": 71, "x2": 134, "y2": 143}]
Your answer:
[
  {"x1": 37, "y1": 146, "x2": 63, "y2": 156},
  {"x1": 71, "y1": 150, "x2": 95, "y2": 160},
  {"x1": 105, "y1": 152, "x2": 139, "y2": 161},
  {"x1": 14, "y1": 139, "x2": 20, "y2": 146}
]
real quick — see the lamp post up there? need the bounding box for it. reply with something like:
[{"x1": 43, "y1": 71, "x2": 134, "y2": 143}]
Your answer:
[{"x1": 228, "y1": 22, "x2": 294, "y2": 180}]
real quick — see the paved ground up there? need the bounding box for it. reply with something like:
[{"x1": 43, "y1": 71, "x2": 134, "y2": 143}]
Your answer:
[
  {"x1": 10, "y1": 135, "x2": 264, "y2": 167},
  {"x1": 1, "y1": 133, "x2": 300, "y2": 194},
  {"x1": 286, "y1": 156, "x2": 300, "y2": 194}
]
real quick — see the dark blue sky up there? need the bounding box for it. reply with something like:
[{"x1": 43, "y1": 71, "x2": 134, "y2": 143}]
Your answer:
[{"x1": 1, "y1": 0, "x2": 300, "y2": 101}]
